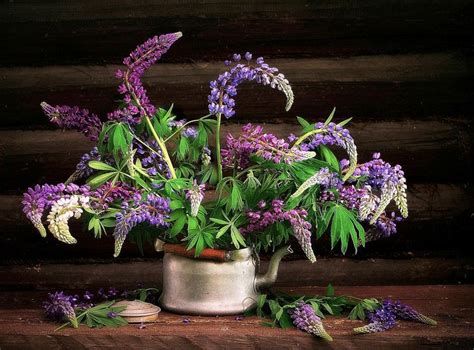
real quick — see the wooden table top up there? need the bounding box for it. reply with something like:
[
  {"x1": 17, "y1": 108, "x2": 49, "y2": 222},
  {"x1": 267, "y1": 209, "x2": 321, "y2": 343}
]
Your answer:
[{"x1": 0, "y1": 285, "x2": 473, "y2": 349}]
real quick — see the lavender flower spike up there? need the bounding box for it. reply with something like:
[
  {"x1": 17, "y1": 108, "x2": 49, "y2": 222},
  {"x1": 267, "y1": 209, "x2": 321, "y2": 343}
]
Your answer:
[
  {"x1": 43, "y1": 292, "x2": 79, "y2": 328},
  {"x1": 289, "y1": 302, "x2": 333, "y2": 341},
  {"x1": 41, "y1": 102, "x2": 102, "y2": 141},
  {"x1": 385, "y1": 299, "x2": 437, "y2": 325},
  {"x1": 353, "y1": 303, "x2": 396, "y2": 334},
  {"x1": 113, "y1": 194, "x2": 170, "y2": 257},
  {"x1": 186, "y1": 180, "x2": 205, "y2": 217},
  {"x1": 208, "y1": 54, "x2": 293, "y2": 119}
]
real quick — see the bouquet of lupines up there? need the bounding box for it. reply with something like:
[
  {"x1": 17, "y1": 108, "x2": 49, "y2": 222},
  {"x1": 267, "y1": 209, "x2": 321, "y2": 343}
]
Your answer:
[{"x1": 22, "y1": 32, "x2": 409, "y2": 260}]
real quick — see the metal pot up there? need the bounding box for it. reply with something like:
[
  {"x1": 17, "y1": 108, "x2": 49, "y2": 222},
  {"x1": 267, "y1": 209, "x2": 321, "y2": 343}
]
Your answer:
[{"x1": 158, "y1": 245, "x2": 292, "y2": 315}]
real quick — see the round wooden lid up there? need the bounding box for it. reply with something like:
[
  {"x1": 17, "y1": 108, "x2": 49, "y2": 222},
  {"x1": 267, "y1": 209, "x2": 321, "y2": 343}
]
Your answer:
[{"x1": 113, "y1": 300, "x2": 161, "y2": 317}]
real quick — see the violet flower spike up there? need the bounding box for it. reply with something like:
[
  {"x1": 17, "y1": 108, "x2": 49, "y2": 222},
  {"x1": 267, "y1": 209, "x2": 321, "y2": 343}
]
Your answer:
[
  {"x1": 221, "y1": 123, "x2": 315, "y2": 169},
  {"x1": 43, "y1": 291, "x2": 79, "y2": 328},
  {"x1": 40, "y1": 102, "x2": 102, "y2": 141},
  {"x1": 208, "y1": 54, "x2": 294, "y2": 119},
  {"x1": 289, "y1": 302, "x2": 333, "y2": 341},
  {"x1": 113, "y1": 194, "x2": 170, "y2": 257},
  {"x1": 353, "y1": 303, "x2": 397, "y2": 334},
  {"x1": 383, "y1": 299, "x2": 437, "y2": 325},
  {"x1": 108, "y1": 32, "x2": 182, "y2": 124}
]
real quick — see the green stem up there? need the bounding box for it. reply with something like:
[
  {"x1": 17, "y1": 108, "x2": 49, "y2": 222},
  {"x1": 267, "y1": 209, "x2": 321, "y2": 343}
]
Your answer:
[
  {"x1": 144, "y1": 116, "x2": 177, "y2": 179},
  {"x1": 293, "y1": 129, "x2": 324, "y2": 146},
  {"x1": 216, "y1": 112, "x2": 223, "y2": 182}
]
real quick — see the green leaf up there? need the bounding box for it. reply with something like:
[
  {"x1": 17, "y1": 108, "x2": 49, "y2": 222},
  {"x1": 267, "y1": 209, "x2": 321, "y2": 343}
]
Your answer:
[
  {"x1": 319, "y1": 145, "x2": 340, "y2": 173},
  {"x1": 337, "y1": 117, "x2": 352, "y2": 127},
  {"x1": 324, "y1": 107, "x2": 336, "y2": 126},
  {"x1": 87, "y1": 172, "x2": 116, "y2": 187},
  {"x1": 88, "y1": 161, "x2": 116, "y2": 172},
  {"x1": 326, "y1": 283, "x2": 335, "y2": 297}
]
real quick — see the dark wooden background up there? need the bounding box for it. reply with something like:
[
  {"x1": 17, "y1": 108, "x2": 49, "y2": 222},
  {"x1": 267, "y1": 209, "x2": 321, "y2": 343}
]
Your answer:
[{"x1": 0, "y1": 1, "x2": 473, "y2": 284}]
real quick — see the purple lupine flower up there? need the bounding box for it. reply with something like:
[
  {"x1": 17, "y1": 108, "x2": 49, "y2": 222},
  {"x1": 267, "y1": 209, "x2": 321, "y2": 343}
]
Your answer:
[
  {"x1": 221, "y1": 124, "x2": 314, "y2": 169},
  {"x1": 182, "y1": 126, "x2": 198, "y2": 139},
  {"x1": 291, "y1": 167, "x2": 341, "y2": 198},
  {"x1": 353, "y1": 303, "x2": 397, "y2": 334},
  {"x1": 22, "y1": 183, "x2": 91, "y2": 237},
  {"x1": 289, "y1": 302, "x2": 333, "y2": 341},
  {"x1": 43, "y1": 292, "x2": 79, "y2": 328},
  {"x1": 185, "y1": 180, "x2": 205, "y2": 217},
  {"x1": 109, "y1": 32, "x2": 182, "y2": 124},
  {"x1": 208, "y1": 54, "x2": 293, "y2": 119},
  {"x1": 135, "y1": 140, "x2": 171, "y2": 179},
  {"x1": 40, "y1": 102, "x2": 102, "y2": 141},
  {"x1": 241, "y1": 200, "x2": 316, "y2": 262},
  {"x1": 91, "y1": 181, "x2": 142, "y2": 211},
  {"x1": 350, "y1": 153, "x2": 408, "y2": 223},
  {"x1": 107, "y1": 311, "x2": 118, "y2": 318},
  {"x1": 66, "y1": 147, "x2": 102, "y2": 183},
  {"x1": 113, "y1": 194, "x2": 170, "y2": 257},
  {"x1": 286, "y1": 210, "x2": 317, "y2": 263},
  {"x1": 301, "y1": 121, "x2": 357, "y2": 181},
  {"x1": 383, "y1": 300, "x2": 437, "y2": 325}
]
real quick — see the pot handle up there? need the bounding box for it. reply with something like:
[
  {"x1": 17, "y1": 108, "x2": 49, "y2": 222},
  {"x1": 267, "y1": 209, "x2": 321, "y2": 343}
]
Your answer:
[{"x1": 155, "y1": 240, "x2": 228, "y2": 261}]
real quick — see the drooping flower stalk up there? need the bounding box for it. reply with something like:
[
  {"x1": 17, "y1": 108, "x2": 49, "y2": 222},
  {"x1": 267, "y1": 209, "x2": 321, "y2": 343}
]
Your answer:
[
  {"x1": 113, "y1": 194, "x2": 170, "y2": 257},
  {"x1": 208, "y1": 53, "x2": 294, "y2": 181},
  {"x1": 47, "y1": 195, "x2": 90, "y2": 244},
  {"x1": 294, "y1": 120, "x2": 357, "y2": 181},
  {"x1": 41, "y1": 102, "x2": 102, "y2": 141},
  {"x1": 289, "y1": 302, "x2": 333, "y2": 341},
  {"x1": 351, "y1": 153, "x2": 408, "y2": 223},
  {"x1": 241, "y1": 200, "x2": 316, "y2": 262},
  {"x1": 22, "y1": 183, "x2": 91, "y2": 238}
]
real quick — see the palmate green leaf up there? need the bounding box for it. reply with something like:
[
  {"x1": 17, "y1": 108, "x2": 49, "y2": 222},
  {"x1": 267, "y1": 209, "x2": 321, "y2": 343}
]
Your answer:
[
  {"x1": 337, "y1": 117, "x2": 352, "y2": 127},
  {"x1": 326, "y1": 204, "x2": 365, "y2": 254}
]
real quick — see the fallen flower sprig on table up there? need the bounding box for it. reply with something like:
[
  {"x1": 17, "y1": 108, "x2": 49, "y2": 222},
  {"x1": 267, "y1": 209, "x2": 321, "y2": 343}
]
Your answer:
[
  {"x1": 43, "y1": 287, "x2": 160, "y2": 330},
  {"x1": 245, "y1": 285, "x2": 437, "y2": 341}
]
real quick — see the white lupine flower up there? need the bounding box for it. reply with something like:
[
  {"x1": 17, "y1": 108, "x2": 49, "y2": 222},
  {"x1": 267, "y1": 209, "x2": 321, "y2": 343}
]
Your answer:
[
  {"x1": 342, "y1": 138, "x2": 358, "y2": 181},
  {"x1": 359, "y1": 186, "x2": 379, "y2": 220},
  {"x1": 369, "y1": 182, "x2": 396, "y2": 224},
  {"x1": 291, "y1": 168, "x2": 334, "y2": 198},
  {"x1": 394, "y1": 182, "x2": 408, "y2": 218},
  {"x1": 47, "y1": 195, "x2": 89, "y2": 244}
]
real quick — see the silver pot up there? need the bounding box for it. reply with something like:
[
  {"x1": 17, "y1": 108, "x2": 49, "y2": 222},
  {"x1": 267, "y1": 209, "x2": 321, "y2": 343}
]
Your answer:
[{"x1": 158, "y1": 245, "x2": 292, "y2": 315}]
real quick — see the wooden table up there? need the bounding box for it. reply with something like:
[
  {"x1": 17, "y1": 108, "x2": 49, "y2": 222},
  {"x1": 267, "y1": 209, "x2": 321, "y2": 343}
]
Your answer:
[{"x1": 0, "y1": 285, "x2": 473, "y2": 349}]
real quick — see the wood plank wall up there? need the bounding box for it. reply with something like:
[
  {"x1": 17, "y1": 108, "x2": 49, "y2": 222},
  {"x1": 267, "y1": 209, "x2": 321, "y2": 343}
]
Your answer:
[{"x1": 0, "y1": 1, "x2": 473, "y2": 263}]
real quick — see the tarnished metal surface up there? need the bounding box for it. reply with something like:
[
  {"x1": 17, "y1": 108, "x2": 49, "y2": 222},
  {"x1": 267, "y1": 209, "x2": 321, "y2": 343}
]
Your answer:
[{"x1": 159, "y1": 246, "x2": 292, "y2": 315}]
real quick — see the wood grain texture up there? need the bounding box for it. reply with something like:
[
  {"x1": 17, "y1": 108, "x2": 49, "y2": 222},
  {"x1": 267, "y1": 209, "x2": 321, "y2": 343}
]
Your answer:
[
  {"x1": 1, "y1": 0, "x2": 473, "y2": 65},
  {"x1": 0, "y1": 286, "x2": 472, "y2": 349},
  {"x1": 0, "y1": 118, "x2": 472, "y2": 193},
  {"x1": 1, "y1": 54, "x2": 472, "y2": 127},
  {"x1": 1, "y1": 259, "x2": 472, "y2": 289}
]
